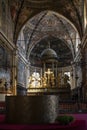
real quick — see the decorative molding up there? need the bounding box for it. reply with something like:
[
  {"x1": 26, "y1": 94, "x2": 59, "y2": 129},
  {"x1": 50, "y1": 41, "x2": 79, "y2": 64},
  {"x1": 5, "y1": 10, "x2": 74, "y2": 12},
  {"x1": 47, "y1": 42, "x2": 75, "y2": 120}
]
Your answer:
[
  {"x1": 82, "y1": 32, "x2": 87, "y2": 48},
  {"x1": 74, "y1": 50, "x2": 81, "y2": 62},
  {"x1": 0, "y1": 29, "x2": 15, "y2": 51},
  {"x1": 17, "y1": 50, "x2": 28, "y2": 65}
]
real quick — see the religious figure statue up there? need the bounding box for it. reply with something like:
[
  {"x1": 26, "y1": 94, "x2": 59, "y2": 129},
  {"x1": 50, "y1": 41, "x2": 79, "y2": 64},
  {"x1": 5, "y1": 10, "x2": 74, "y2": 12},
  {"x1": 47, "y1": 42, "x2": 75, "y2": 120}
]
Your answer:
[
  {"x1": 63, "y1": 74, "x2": 71, "y2": 88},
  {"x1": 43, "y1": 69, "x2": 55, "y2": 88}
]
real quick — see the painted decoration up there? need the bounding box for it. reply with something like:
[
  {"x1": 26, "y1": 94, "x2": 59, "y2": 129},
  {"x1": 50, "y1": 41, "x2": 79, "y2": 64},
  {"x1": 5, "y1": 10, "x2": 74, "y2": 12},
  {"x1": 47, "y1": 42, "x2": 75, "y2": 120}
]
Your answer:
[{"x1": 0, "y1": 45, "x2": 12, "y2": 91}]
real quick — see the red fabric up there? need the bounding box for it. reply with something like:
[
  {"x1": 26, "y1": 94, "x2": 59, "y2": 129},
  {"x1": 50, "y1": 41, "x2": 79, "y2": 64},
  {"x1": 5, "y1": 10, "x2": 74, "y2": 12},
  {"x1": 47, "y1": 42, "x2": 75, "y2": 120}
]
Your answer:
[
  {"x1": 0, "y1": 115, "x2": 86, "y2": 130},
  {"x1": 0, "y1": 114, "x2": 5, "y2": 123}
]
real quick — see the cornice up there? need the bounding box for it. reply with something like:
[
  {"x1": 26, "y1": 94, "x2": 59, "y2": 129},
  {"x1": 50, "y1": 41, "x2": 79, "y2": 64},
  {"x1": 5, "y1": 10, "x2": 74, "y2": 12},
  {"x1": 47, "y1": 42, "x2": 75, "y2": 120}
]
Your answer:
[{"x1": 0, "y1": 29, "x2": 15, "y2": 51}]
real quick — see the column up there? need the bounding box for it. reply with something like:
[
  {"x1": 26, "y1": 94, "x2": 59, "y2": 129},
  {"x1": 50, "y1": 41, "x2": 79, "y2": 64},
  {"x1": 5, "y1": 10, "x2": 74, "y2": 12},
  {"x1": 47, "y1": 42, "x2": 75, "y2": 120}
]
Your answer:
[
  {"x1": 56, "y1": 62, "x2": 58, "y2": 87},
  {"x1": 26, "y1": 64, "x2": 29, "y2": 90},
  {"x1": 43, "y1": 62, "x2": 46, "y2": 76},
  {"x1": 41, "y1": 68, "x2": 42, "y2": 87},
  {"x1": 11, "y1": 50, "x2": 17, "y2": 95},
  {"x1": 52, "y1": 62, "x2": 54, "y2": 73}
]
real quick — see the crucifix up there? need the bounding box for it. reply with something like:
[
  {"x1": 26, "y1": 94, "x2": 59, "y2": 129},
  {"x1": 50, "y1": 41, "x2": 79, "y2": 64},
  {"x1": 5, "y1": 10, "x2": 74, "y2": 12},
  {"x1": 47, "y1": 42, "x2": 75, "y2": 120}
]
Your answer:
[{"x1": 45, "y1": 68, "x2": 53, "y2": 87}]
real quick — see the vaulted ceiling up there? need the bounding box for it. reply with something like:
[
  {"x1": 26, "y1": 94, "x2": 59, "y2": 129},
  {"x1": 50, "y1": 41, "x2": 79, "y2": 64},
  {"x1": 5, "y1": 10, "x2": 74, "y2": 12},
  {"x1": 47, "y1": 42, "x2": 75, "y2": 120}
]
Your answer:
[
  {"x1": 9, "y1": 0, "x2": 83, "y2": 42},
  {"x1": 23, "y1": 11, "x2": 76, "y2": 67},
  {"x1": 10, "y1": 0, "x2": 83, "y2": 67},
  {"x1": 29, "y1": 37, "x2": 73, "y2": 67}
]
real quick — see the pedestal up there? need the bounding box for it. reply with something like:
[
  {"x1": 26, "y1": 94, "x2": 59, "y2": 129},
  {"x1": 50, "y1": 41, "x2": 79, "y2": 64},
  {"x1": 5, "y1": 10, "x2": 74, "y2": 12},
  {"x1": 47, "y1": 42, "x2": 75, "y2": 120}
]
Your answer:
[{"x1": 5, "y1": 95, "x2": 59, "y2": 124}]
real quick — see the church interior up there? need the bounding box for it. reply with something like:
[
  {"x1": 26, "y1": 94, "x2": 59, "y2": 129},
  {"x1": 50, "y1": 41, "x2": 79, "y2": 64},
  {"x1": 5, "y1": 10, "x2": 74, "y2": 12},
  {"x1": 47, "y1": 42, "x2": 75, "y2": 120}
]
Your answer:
[{"x1": 0, "y1": 0, "x2": 87, "y2": 129}]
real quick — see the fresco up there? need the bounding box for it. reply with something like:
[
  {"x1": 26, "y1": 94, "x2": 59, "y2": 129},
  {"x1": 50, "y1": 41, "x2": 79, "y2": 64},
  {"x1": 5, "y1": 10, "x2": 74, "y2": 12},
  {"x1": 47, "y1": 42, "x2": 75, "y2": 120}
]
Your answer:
[
  {"x1": 0, "y1": 45, "x2": 12, "y2": 91},
  {"x1": 0, "y1": 46, "x2": 12, "y2": 68}
]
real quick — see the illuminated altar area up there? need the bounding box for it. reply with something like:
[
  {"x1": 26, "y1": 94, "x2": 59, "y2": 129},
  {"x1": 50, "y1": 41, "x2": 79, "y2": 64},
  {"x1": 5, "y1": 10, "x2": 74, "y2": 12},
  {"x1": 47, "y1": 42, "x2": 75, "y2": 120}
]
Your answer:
[{"x1": 27, "y1": 44, "x2": 71, "y2": 99}]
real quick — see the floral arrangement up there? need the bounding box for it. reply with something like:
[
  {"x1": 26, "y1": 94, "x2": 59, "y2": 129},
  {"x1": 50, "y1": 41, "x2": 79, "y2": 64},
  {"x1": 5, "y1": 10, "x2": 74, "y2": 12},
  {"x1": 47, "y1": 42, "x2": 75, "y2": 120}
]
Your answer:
[{"x1": 55, "y1": 115, "x2": 74, "y2": 125}]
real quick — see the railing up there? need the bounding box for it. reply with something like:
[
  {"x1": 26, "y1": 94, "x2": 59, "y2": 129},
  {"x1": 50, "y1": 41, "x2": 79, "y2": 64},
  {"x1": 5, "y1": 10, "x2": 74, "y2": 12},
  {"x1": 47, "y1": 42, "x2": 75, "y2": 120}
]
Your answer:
[
  {"x1": 0, "y1": 100, "x2": 87, "y2": 114},
  {"x1": 59, "y1": 100, "x2": 87, "y2": 113}
]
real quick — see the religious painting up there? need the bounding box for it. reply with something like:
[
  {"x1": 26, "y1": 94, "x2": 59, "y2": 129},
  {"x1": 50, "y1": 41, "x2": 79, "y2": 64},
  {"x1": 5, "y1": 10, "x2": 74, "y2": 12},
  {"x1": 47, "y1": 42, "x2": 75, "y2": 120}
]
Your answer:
[
  {"x1": 0, "y1": 45, "x2": 12, "y2": 92},
  {"x1": 0, "y1": 46, "x2": 12, "y2": 68},
  {"x1": 0, "y1": 68, "x2": 11, "y2": 91}
]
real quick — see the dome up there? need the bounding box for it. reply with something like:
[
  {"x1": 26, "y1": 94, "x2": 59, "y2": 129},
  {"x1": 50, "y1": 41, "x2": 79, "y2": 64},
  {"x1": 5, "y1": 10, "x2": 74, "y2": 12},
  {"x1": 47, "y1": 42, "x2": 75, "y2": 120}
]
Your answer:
[{"x1": 41, "y1": 48, "x2": 58, "y2": 61}]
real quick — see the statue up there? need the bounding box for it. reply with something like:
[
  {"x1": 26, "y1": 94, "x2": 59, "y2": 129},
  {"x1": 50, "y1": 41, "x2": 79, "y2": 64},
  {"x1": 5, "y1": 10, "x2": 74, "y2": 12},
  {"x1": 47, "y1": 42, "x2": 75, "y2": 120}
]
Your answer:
[
  {"x1": 44, "y1": 69, "x2": 55, "y2": 88},
  {"x1": 63, "y1": 74, "x2": 71, "y2": 88},
  {"x1": 0, "y1": 78, "x2": 6, "y2": 91}
]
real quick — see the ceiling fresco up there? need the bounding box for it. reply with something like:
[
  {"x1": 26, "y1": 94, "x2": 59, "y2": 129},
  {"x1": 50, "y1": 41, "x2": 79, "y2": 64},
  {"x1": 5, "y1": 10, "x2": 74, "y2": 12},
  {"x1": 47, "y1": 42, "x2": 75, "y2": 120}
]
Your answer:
[
  {"x1": 23, "y1": 11, "x2": 77, "y2": 66},
  {"x1": 23, "y1": 11, "x2": 77, "y2": 60},
  {"x1": 11, "y1": 0, "x2": 83, "y2": 67},
  {"x1": 9, "y1": 0, "x2": 83, "y2": 42}
]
